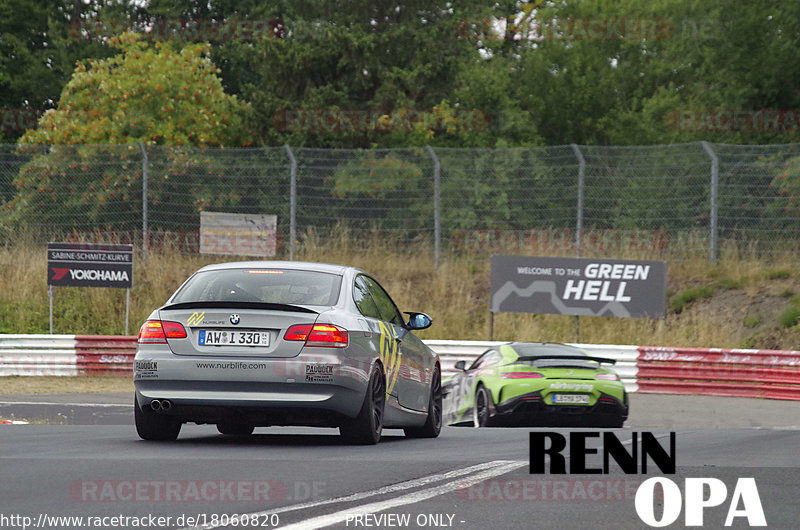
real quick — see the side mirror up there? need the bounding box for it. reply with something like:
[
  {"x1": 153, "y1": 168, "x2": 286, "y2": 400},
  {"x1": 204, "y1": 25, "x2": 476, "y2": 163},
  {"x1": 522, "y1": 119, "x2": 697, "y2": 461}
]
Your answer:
[
  {"x1": 405, "y1": 312, "x2": 432, "y2": 330},
  {"x1": 454, "y1": 360, "x2": 466, "y2": 371}
]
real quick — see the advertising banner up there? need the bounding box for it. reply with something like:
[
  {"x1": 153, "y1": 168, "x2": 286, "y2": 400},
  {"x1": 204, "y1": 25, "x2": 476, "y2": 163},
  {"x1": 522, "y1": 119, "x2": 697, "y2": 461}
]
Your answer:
[
  {"x1": 47, "y1": 243, "x2": 134, "y2": 289},
  {"x1": 490, "y1": 255, "x2": 667, "y2": 319}
]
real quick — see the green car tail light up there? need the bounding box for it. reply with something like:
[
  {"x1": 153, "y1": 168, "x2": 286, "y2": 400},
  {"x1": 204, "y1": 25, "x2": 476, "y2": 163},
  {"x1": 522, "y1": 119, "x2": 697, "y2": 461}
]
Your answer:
[
  {"x1": 595, "y1": 373, "x2": 619, "y2": 381},
  {"x1": 502, "y1": 372, "x2": 544, "y2": 379}
]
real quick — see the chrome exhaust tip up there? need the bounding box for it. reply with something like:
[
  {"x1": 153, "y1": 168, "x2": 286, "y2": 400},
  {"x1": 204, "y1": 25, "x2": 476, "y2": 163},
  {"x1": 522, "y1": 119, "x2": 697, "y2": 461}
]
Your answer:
[
  {"x1": 160, "y1": 399, "x2": 172, "y2": 411},
  {"x1": 150, "y1": 399, "x2": 162, "y2": 411}
]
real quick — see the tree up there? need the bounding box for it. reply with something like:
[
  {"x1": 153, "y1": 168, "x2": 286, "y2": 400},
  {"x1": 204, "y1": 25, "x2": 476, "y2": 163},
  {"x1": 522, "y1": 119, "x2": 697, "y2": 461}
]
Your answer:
[
  {"x1": 4, "y1": 32, "x2": 252, "y2": 237},
  {"x1": 19, "y1": 31, "x2": 249, "y2": 146},
  {"x1": 0, "y1": 0, "x2": 114, "y2": 143},
  {"x1": 504, "y1": 0, "x2": 800, "y2": 146},
  {"x1": 238, "y1": 0, "x2": 504, "y2": 148}
]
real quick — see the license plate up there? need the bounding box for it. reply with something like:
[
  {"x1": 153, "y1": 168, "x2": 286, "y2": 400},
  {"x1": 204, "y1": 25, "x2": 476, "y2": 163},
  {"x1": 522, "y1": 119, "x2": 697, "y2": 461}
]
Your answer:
[
  {"x1": 198, "y1": 330, "x2": 270, "y2": 346},
  {"x1": 552, "y1": 394, "x2": 590, "y2": 404}
]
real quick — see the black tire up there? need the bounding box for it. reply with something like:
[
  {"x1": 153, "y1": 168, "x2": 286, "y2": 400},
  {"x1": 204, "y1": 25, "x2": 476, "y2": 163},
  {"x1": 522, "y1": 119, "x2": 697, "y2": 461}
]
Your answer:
[
  {"x1": 404, "y1": 365, "x2": 443, "y2": 438},
  {"x1": 602, "y1": 394, "x2": 628, "y2": 428},
  {"x1": 134, "y1": 397, "x2": 181, "y2": 441},
  {"x1": 473, "y1": 384, "x2": 494, "y2": 428},
  {"x1": 217, "y1": 420, "x2": 255, "y2": 436},
  {"x1": 340, "y1": 364, "x2": 385, "y2": 445}
]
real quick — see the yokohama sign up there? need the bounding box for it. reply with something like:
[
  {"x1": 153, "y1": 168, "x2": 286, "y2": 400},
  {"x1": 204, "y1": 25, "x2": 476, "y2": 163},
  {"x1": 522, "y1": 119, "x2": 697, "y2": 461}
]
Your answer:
[{"x1": 47, "y1": 242, "x2": 134, "y2": 288}]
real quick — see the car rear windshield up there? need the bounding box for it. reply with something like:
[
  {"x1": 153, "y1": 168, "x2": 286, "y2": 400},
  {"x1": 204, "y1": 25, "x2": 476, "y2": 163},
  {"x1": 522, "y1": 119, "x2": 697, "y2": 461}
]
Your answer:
[
  {"x1": 511, "y1": 343, "x2": 598, "y2": 368},
  {"x1": 171, "y1": 269, "x2": 342, "y2": 306},
  {"x1": 512, "y1": 344, "x2": 586, "y2": 357}
]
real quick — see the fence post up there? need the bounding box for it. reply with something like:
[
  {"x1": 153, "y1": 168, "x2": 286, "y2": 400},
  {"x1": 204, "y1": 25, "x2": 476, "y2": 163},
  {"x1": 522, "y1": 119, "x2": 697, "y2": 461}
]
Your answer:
[
  {"x1": 570, "y1": 144, "x2": 585, "y2": 258},
  {"x1": 426, "y1": 146, "x2": 441, "y2": 268},
  {"x1": 137, "y1": 142, "x2": 148, "y2": 260},
  {"x1": 284, "y1": 145, "x2": 297, "y2": 260},
  {"x1": 570, "y1": 144, "x2": 586, "y2": 343},
  {"x1": 701, "y1": 141, "x2": 719, "y2": 263}
]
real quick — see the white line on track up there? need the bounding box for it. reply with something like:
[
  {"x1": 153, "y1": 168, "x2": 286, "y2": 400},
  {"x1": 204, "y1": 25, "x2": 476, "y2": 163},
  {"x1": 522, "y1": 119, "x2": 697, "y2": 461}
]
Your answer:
[
  {"x1": 182, "y1": 460, "x2": 526, "y2": 530},
  {"x1": 0, "y1": 401, "x2": 129, "y2": 407}
]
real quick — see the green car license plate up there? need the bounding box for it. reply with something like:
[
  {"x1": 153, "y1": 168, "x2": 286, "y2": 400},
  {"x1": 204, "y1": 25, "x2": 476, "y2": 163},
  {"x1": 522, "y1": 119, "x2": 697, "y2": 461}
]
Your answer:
[{"x1": 553, "y1": 394, "x2": 590, "y2": 404}]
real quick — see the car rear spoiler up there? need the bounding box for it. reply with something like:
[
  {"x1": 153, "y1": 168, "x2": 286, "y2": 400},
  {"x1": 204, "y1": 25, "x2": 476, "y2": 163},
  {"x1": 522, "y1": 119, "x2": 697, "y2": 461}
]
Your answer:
[
  {"x1": 161, "y1": 301, "x2": 318, "y2": 314},
  {"x1": 514, "y1": 354, "x2": 616, "y2": 365}
]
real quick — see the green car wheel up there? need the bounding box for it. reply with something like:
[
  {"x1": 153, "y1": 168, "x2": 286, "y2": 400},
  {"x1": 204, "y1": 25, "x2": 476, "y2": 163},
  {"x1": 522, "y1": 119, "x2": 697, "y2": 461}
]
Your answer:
[{"x1": 473, "y1": 385, "x2": 494, "y2": 427}]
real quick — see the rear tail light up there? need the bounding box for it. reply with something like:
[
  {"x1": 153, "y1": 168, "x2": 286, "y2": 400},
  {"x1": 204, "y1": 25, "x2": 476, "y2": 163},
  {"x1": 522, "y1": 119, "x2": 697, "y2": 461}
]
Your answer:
[
  {"x1": 139, "y1": 321, "x2": 166, "y2": 343},
  {"x1": 503, "y1": 372, "x2": 544, "y2": 379},
  {"x1": 284, "y1": 324, "x2": 348, "y2": 348},
  {"x1": 596, "y1": 373, "x2": 619, "y2": 381},
  {"x1": 138, "y1": 320, "x2": 186, "y2": 343},
  {"x1": 284, "y1": 324, "x2": 313, "y2": 342},
  {"x1": 163, "y1": 321, "x2": 187, "y2": 339}
]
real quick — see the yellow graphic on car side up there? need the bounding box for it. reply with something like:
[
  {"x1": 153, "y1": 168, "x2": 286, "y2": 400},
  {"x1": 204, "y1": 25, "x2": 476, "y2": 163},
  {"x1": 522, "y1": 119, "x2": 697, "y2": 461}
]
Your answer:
[
  {"x1": 187, "y1": 312, "x2": 205, "y2": 326},
  {"x1": 378, "y1": 321, "x2": 401, "y2": 396}
]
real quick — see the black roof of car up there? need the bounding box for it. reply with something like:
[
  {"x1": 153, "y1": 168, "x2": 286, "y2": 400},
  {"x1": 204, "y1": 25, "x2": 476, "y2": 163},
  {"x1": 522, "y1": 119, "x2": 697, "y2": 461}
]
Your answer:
[{"x1": 508, "y1": 342, "x2": 587, "y2": 357}]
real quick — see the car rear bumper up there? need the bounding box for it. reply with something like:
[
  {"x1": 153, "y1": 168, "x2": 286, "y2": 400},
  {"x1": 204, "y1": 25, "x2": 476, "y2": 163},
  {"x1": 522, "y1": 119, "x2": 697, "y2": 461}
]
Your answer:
[
  {"x1": 493, "y1": 390, "x2": 628, "y2": 426},
  {"x1": 133, "y1": 349, "x2": 371, "y2": 426},
  {"x1": 135, "y1": 382, "x2": 363, "y2": 427}
]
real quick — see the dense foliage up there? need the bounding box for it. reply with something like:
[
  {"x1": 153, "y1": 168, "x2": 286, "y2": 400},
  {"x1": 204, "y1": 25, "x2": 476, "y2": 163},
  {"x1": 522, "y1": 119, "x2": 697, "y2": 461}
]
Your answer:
[
  {"x1": 2, "y1": 0, "x2": 799, "y2": 148},
  {"x1": 0, "y1": 1, "x2": 798, "y2": 244}
]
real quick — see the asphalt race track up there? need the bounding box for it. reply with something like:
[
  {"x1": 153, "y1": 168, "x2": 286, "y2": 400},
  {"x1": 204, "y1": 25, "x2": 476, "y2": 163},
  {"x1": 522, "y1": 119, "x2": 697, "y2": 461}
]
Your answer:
[{"x1": 0, "y1": 393, "x2": 798, "y2": 529}]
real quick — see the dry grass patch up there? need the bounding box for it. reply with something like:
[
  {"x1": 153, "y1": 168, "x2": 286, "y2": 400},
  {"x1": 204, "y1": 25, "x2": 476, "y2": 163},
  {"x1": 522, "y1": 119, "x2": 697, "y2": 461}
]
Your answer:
[
  {"x1": 0, "y1": 375, "x2": 133, "y2": 395},
  {"x1": 0, "y1": 236, "x2": 798, "y2": 348}
]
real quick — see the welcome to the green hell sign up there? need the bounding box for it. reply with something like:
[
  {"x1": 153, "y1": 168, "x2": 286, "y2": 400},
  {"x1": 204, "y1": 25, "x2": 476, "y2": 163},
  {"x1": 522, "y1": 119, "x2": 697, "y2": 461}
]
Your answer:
[{"x1": 452, "y1": 228, "x2": 671, "y2": 253}]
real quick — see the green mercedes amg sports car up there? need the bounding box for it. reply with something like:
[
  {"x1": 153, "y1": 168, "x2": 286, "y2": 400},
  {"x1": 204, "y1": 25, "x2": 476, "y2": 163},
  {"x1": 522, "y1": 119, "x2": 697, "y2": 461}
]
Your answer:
[{"x1": 444, "y1": 342, "x2": 628, "y2": 428}]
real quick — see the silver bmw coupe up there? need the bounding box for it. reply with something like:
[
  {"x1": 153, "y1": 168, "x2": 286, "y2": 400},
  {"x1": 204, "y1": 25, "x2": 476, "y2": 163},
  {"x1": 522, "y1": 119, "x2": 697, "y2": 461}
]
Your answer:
[{"x1": 133, "y1": 261, "x2": 441, "y2": 444}]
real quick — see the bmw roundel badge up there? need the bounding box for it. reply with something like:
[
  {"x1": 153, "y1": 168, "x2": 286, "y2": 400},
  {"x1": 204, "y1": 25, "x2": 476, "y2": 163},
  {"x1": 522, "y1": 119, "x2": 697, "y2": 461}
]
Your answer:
[{"x1": 230, "y1": 314, "x2": 240, "y2": 325}]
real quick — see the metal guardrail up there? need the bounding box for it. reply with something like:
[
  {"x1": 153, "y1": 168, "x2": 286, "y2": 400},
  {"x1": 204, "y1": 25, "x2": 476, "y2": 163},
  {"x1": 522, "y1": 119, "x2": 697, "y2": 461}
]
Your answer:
[
  {"x1": 0, "y1": 334, "x2": 82, "y2": 376},
  {"x1": 637, "y1": 347, "x2": 800, "y2": 401},
  {"x1": 0, "y1": 334, "x2": 136, "y2": 376},
  {"x1": 2, "y1": 335, "x2": 799, "y2": 401}
]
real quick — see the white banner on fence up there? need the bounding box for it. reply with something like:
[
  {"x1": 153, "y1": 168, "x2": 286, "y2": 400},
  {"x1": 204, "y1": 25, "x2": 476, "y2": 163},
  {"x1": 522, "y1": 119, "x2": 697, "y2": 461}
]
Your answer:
[{"x1": 199, "y1": 212, "x2": 277, "y2": 257}]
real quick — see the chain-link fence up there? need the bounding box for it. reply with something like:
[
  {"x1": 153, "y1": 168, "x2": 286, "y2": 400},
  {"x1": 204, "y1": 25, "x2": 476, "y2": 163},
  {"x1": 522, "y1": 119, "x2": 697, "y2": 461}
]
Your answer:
[{"x1": 1, "y1": 142, "x2": 797, "y2": 263}]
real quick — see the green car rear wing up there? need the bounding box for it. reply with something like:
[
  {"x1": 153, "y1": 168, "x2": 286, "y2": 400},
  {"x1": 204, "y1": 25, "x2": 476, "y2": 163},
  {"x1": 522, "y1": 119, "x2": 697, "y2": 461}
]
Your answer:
[{"x1": 513, "y1": 355, "x2": 617, "y2": 365}]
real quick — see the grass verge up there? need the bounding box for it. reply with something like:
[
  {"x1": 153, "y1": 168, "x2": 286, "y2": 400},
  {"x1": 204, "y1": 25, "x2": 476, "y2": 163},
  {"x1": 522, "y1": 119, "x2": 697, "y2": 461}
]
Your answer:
[{"x1": 0, "y1": 375, "x2": 133, "y2": 395}]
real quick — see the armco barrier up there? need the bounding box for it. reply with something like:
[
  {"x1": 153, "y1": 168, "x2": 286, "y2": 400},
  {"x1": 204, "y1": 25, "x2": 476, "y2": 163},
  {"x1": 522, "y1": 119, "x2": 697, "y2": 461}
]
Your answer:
[
  {"x1": 637, "y1": 347, "x2": 800, "y2": 401},
  {"x1": 0, "y1": 334, "x2": 136, "y2": 376},
  {"x1": 1, "y1": 334, "x2": 799, "y2": 401},
  {"x1": 0, "y1": 334, "x2": 81, "y2": 376},
  {"x1": 75, "y1": 335, "x2": 137, "y2": 374}
]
